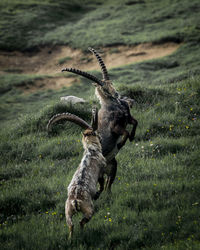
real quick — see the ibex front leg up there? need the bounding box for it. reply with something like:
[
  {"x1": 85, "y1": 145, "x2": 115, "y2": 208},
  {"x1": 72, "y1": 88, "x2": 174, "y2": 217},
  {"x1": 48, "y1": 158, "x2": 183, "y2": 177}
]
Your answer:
[
  {"x1": 129, "y1": 117, "x2": 138, "y2": 142},
  {"x1": 94, "y1": 176, "x2": 105, "y2": 200},
  {"x1": 112, "y1": 124, "x2": 130, "y2": 150},
  {"x1": 117, "y1": 130, "x2": 129, "y2": 150},
  {"x1": 104, "y1": 158, "x2": 117, "y2": 191},
  {"x1": 114, "y1": 117, "x2": 137, "y2": 149}
]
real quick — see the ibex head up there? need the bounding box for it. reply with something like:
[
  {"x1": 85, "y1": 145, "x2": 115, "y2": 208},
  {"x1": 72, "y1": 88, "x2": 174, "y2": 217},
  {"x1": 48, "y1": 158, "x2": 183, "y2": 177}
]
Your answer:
[
  {"x1": 47, "y1": 107, "x2": 101, "y2": 150},
  {"x1": 61, "y1": 48, "x2": 119, "y2": 104}
]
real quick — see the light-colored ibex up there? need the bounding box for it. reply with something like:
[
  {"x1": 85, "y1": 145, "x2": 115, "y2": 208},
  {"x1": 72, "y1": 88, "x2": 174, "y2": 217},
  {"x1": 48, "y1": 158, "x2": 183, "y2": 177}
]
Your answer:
[
  {"x1": 47, "y1": 108, "x2": 106, "y2": 239},
  {"x1": 61, "y1": 48, "x2": 138, "y2": 191}
]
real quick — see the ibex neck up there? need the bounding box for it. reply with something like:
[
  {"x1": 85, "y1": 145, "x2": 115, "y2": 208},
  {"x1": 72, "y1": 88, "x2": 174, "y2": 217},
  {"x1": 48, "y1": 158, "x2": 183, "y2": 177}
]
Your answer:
[
  {"x1": 84, "y1": 143, "x2": 102, "y2": 153},
  {"x1": 98, "y1": 95, "x2": 118, "y2": 106},
  {"x1": 95, "y1": 88, "x2": 116, "y2": 106}
]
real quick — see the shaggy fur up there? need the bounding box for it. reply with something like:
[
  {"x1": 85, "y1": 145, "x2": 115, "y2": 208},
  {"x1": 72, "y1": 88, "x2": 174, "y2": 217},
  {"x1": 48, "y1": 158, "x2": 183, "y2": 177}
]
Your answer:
[{"x1": 65, "y1": 129, "x2": 106, "y2": 239}]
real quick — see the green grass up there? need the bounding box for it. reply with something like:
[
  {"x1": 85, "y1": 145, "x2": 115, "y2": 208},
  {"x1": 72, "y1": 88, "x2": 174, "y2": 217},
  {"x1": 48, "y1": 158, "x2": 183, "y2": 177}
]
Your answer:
[
  {"x1": 58, "y1": 57, "x2": 73, "y2": 65},
  {"x1": 0, "y1": 0, "x2": 200, "y2": 51},
  {"x1": 0, "y1": 75, "x2": 199, "y2": 249},
  {"x1": 0, "y1": 0, "x2": 200, "y2": 249}
]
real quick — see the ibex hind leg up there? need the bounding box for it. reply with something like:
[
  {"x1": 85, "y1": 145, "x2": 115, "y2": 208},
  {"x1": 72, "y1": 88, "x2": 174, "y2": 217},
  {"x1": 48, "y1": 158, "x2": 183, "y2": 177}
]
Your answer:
[
  {"x1": 105, "y1": 158, "x2": 117, "y2": 192},
  {"x1": 79, "y1": 202, "x2": 94, "y2": 229},
  {"x1": 65, "y1": 212, "x2": 74, "y2": 240},
  {"x1": 65, "y1": 200, "x2": 76, "y2": 241}
]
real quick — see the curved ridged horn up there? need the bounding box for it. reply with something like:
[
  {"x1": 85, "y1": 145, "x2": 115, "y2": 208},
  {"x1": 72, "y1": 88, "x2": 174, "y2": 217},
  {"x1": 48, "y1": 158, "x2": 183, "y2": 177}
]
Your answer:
[
  {"x1": 88, "y1": 47, "x2": 109, "y2": 80},
  {"x1": 91, "y1": 106, "x2": 98, "y2": 131},
  {"x1": 47, "y1": 112, "x2": 91, "y2": 131},
  {"x1": 61, "y1": 67, "x2": 104, "y2": 86}
]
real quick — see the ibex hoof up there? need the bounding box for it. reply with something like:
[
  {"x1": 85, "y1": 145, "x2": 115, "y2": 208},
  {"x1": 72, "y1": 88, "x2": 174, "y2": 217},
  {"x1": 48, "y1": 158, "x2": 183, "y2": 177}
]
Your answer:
[
  {"x1": 117, "y1": 142, "x2": 123, "y2": 150},
  {"x1": 94, "y1": 191, "x2": 100, "y2": 200}
]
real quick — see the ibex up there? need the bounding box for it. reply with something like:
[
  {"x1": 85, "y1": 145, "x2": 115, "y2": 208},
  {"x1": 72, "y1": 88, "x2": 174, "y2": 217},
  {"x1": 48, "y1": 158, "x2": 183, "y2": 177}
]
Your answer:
[
  {"x1": 61, "y1": 48, "x2": 138, "y2": 191},
  {"x1": 47, "y1": 108, "x2": 106, "y2": 239}
]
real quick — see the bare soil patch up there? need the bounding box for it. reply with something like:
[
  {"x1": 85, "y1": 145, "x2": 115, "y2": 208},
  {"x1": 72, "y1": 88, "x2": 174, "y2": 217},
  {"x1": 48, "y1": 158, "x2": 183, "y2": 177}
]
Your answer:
[
  {"x1": 0, "y1": 42, "x2": 181, "y2": 92},
  {"x1": 17, "y1": 77, "x2": 79, "y2": 94}
]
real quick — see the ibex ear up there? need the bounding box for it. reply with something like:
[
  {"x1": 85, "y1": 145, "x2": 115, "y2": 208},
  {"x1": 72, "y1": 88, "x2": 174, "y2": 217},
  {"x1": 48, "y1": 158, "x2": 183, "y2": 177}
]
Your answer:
[{"x1": 91, "y1": 106, "x2": 98, "y2": 131}]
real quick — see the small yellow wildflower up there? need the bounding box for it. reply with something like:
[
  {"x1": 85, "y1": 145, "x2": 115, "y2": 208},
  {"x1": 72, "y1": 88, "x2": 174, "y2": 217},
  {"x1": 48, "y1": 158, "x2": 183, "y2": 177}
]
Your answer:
[
  {"x1": 109, "y1": 218, "x2": 112, "y2": 222},
  {"x1": 185, "y1": 126, "x2": 189, "y2": 129},
  {"x1": 153, "y1": 183, "x2": 157, "y2": 187}
]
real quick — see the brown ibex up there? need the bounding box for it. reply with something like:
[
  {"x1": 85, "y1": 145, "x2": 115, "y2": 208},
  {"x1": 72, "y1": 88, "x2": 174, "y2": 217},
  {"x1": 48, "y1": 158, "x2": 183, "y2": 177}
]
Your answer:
[
  {"x1": 47, "y1": 108, "x2": 106, "y2": 239},
  {"x1": 61, "y1": 48, "x2": 138, "y2": 191}
]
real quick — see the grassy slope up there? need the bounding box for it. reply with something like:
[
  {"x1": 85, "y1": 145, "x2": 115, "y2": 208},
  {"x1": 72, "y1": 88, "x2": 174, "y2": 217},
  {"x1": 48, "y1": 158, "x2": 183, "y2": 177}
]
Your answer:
[
  {"x1": 0, "y1": 0, "x2": 200, "y2": 249},
  {"x1": 0, "y1": 0, "x2": 200, "y2": 51}
]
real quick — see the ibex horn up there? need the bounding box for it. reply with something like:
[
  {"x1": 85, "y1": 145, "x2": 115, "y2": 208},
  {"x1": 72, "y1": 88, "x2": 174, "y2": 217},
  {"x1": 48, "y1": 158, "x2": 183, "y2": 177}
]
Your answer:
[
  {"x1": 91, "y1": 106, "x2": 98, "y2": 131},
  {"x1": 47, "y1": 112, "x2": 91, "y2": 132},
  {"x1": 88, "y1": 47, "x2": 109, "y2": 81},
  {"x1": 61, "y1": 67, "x2": 104, "y2": 86}
]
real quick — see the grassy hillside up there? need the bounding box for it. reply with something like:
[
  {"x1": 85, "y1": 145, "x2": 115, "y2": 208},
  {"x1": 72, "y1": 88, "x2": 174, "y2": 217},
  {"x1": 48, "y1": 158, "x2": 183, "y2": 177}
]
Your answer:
[
  {"x1": 0, "y1": 0, "x2": 200, "y2": 51},
  {"x1": 0, "y1": 0, "x2": 200, "y2": 249}
]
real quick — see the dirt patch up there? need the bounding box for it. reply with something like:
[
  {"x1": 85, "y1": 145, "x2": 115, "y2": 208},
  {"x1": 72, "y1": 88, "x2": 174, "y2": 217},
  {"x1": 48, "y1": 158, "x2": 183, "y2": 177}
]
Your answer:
[
  {"x1": 17, "y1": 76, "x2": 79, "y2": 94},
  {"x1": 0, "y1": 42, "x2": 181, "y2": 75},
  {"x1": 0, "y1": 42, "x2": 181, "y2": 92}
]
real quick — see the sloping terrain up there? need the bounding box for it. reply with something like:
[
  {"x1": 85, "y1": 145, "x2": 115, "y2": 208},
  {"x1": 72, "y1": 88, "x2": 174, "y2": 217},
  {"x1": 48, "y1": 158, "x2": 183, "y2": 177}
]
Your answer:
[
  {"x1": 0, "y1": 0, "x2": 200, "y2": 249},
  {"x1": 0, "y1": 42, "x2": 180, "y2": 75},
  {"x1": 0, "y1": 42, "x2": 180, "y2": 92}
]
